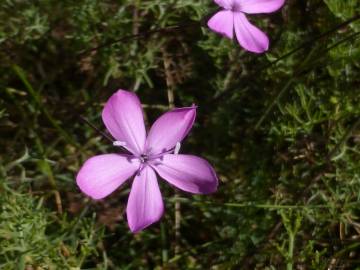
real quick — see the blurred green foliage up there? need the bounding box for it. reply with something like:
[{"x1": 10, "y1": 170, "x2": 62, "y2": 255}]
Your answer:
[{"x1": 1, "y1": 0, "x2": 360, "y2": 269}]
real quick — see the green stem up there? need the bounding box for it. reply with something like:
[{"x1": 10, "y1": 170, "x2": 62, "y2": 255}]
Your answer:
[
  {"x1": 169, "y1": 198, "x2": 360, "y2": 209},
  {"x1": 287, "y1": 233, "x2": 295, "y2": 270},
  {"x1": 160, "y1": 223, "x2": 168, "y2": 264}
]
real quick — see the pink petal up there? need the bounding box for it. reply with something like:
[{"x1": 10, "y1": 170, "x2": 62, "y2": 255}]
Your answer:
[
  {"x1": 126, "y1": 166, "x2": 164, "y2": 233},
  {"x1": 102, "y1": 90, "x2": 146, "y2": 156},
  {"x1": 214, "y1": 0, "x2": 234, "y2": 10},
  {"x1": 207, "y1": 10, "x2": 234, "y2": 39},
  {"x1": 76, "y1": 154, "x2": 140, "y2": 200},
  {"x1": 152, "y1": 154, "x2": 218, "y2": 194},
  {"x1": 238, "y1": 0, "x2": 285, "y2": 14},
  {"x1": 145, "y1": 106, "x2": 196, "y2": 156},
  {"x1": 234, "y1": 12, "x2": 269, "y2": 53}
]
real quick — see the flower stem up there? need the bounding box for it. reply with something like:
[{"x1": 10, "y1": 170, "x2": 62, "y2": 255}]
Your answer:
[
  {"x1": 287, "y1": 232, "x2": 295, "y2": 270},
  {"x1": 162, "y1": 47, "x2": 181, "y2": 256}
]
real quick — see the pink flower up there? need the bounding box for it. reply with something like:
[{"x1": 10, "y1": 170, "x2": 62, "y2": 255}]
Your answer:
[
  {"x1": 207, "y1": 0, "x2": 285, "y2": 53},
  {"x1": 76, "y1": 90, "x2": 218, "y2": 233}
]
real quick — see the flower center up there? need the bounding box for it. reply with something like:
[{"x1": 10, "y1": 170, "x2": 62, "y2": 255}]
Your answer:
[
  {"x1": 137, "y1": 142, "x2": 182, "y2": 166},
  {"x1": 230, "y1": 2, "x2": 241, "y2": 12},
  {"x1": 113, "y1": 140, "x2": 181, "y2": 164},
  {"x1": 139, "y1": 154, "x2": 149, "y2": 163}
]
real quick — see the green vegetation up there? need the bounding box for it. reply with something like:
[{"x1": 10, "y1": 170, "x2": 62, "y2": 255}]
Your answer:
[{"x1": 1, "y1": 0, "x2": 359, "y2": 269}]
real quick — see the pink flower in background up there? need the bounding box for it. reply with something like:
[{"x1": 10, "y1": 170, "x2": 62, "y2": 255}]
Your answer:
[
  {"x1": 208, "y1": 0, "x2": 285, "y2": 53},
  {"x1": 76, "y1": 90, "x2": 218, "y2": 233}
]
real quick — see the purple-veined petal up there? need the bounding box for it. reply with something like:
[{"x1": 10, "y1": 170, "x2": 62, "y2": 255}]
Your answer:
[
  {"x1": 207, "y1": 10, "x2": 234, "y2": 39},
  {"x1": 76, "y1": 154, "x2": 140, "y2": 200},
  {"x1": 145, "y1": 106, "x2": 196, "y2": 156},
  {"x1": 234, "y1": 12, "x2": 269, "y2": 53},
  {"x1": 214, "y1": 0, "x2": 234, "y2": 10},
  {"x1": 126, "y1": 166, "x2": 164, "y2": 233},
  {"x1": 102, "y1": 90, "x2": 146, "y2": 155},
  {"x1": 152, "y1": 154, "x2": 218, "y2": 194},
  {"x1": 237, "y1": 0, "x2": 285, "y2": 14}
]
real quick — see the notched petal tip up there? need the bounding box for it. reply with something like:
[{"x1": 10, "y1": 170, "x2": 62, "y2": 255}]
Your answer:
[
  {"x1": 129, "y1": 217, "x2": 164, "y2": 233},
  {"x1": 249, "y1": 44, "x2": 269, "y2": 54},
  {"x1": 200, "y1": 165, "x2": 219, "y2": 194},
  {"x1": 114, "y1": 88, "x2": 131, "y2": 95},
  {"x1": 129, "y1": 224, "x2": 144, "y2": 234}
]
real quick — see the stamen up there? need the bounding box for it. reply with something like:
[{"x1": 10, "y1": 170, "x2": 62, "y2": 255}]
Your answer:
[
  {"x1": 146, "y1": 144, "x2": 182, "y2": 161},
  {"x1": 113, "y1": 141, "x2": 127, "y2": 147},
  {"x1": 174, "y1": 142, "x2": 181, "y2": 155}
]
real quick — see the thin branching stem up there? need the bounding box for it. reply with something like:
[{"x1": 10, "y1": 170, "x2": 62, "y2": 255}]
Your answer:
[
  {"x1": 78, "y1": 21, "x2": 201, "y2": 57},
  {"x1": 267, "y1": 14, "x2": 360, "y2": 68},
  {"x1": 79, "y1": 115, "x2": 114, "y2": 144}
]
